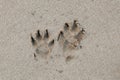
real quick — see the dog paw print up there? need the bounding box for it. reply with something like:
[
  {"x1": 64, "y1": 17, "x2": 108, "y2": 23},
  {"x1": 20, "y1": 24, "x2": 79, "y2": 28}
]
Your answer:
[
  {"x1": 57, "y1": 20, "x2": 85, "y2": 53},
  {"x1": 31, "y1": 29, "x2": 54, "y2": 60}
]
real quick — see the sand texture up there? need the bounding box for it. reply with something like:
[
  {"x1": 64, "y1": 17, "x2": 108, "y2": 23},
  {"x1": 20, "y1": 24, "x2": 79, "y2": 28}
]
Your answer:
[{"x1": 0, "y1": 0, "x2": 120, "y2": 80}]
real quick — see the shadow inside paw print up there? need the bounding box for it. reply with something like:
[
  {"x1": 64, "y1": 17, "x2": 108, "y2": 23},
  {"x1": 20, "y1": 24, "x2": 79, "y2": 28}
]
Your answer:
[
  {"x1": 31, "y1": 29, "x2": 54, "y2": 60},
  {"x1": 57, "y1": 20, "x2": 85, "y2": 53}
]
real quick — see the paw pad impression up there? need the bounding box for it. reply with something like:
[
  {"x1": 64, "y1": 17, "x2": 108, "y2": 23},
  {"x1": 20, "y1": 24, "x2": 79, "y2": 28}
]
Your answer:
[
  {"x1": 57, "y1": 20, "x2": 85, "y2": 52},
  {"x1": 31, "y1": 29, "x2": 54, "y2": 60}
]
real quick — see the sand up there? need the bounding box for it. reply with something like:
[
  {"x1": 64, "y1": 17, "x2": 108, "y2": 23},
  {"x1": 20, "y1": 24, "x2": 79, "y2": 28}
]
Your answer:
[{"x1": 0, "y1": 0, "x2": 120, "y2": 80}]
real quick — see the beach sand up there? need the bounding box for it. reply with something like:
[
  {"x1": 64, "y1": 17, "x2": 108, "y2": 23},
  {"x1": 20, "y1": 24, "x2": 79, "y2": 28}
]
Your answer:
[{"x1": 0, "y1": 0, "x2": 120, "y2": 80}]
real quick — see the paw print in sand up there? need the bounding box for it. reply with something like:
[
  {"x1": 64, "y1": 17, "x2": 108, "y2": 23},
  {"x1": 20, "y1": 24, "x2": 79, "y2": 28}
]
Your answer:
[
  {"x1": 31, "y1": 29, "x2": 54, "y2": 60},
  {"x1": 57, "y1": 20, "x2": 85, "y2": 54}
]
